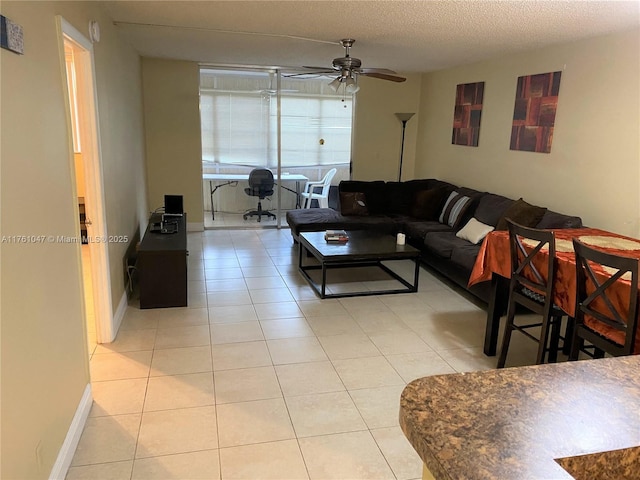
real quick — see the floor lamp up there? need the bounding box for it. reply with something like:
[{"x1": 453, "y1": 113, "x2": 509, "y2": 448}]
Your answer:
[{"x1": 395, "y1": 113, "x2": 415, "y2": 181}]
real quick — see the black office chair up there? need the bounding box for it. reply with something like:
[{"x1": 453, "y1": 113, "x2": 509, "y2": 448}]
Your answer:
[
  {"x1": 243, "y1": 168, "x2": 276, "y2": 222},
  {"x1": 569, "y1": 239, "x2": 639, "y2": 359},
  {"x1": 497, "y1": 220, "x2": 570, "y2": 368}
]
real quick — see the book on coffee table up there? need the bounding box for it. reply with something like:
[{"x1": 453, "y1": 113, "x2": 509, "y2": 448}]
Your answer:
[{"x1": 324, "y1": 230, "x2": 349, "y2": 243}]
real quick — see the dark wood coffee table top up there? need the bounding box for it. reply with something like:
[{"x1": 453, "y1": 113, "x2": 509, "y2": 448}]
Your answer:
[{"x1": 299, "y1": 231, "x2": 420, "y2": 261}]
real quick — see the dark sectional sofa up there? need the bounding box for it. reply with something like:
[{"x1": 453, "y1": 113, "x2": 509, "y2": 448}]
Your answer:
[{"x1": 286, "y1": 178, "x2": 583, "y2": 303}]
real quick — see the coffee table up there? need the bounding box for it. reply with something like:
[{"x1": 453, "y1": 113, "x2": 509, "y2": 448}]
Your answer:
[{"x1": 298, "y1": 231, "x2": 421, "y2": 299}]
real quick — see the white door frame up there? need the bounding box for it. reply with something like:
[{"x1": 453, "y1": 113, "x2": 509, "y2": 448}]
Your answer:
[{"x1": 57, "y1": 16, "x2": 114, "y2": 343}]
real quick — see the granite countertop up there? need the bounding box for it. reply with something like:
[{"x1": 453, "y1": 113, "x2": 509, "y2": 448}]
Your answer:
[{"x1": 399, "y1": 356, "x2": 640, "y2": 480}]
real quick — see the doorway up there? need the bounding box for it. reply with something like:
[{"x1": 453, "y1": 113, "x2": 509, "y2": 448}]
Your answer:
[
  {"x1": 64, "y1": 39, "x2": 98, "y2": 353},
  {"x1": 59, "y1": 17, "x2": 114, "y2": 346}
]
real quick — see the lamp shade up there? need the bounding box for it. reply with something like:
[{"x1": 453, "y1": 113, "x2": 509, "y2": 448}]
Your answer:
[
  {"x1": 345, "y1": 76, "x2": 360, "y2": 94},
  {"x1": 328, "y1": 77, "x2": 342, "y2": 92},
  {"x1": 395, "y1": 112, "x2": 415, "y2": 122}
]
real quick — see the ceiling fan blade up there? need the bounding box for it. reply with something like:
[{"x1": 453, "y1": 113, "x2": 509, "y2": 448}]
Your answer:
[
  {"x1": 359, "y1": 68, "x2": 398, "y2": 75},
  {"x1": 283, "y1": 72, "x2": 330, "y2": 78},
  {"x1": 361, "y1": 72, "x2": 407, "y2": 83},
  {"x1": 303, "y1": 66, "x2": 336, "y2": 71}
]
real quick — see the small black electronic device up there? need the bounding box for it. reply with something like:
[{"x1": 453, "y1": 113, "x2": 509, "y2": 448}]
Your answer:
[{"x1": 164, "y1": 194, "x2": 184, "y2": 217}]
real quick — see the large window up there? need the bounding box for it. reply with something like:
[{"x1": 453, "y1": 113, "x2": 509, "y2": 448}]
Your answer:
[{"x1": 200, "y1": 68, "x2": 353, "y2": 169}]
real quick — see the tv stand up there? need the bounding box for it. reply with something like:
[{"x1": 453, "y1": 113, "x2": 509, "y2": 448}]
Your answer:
[{"x1": 138, "y1": 213, "x2": 187, "y2": 308}]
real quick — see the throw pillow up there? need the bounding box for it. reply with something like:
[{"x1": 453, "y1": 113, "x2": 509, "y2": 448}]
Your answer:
[
  {"x1": 410, "y1": 187, "x2": 448, "y2": 220},
  {"x1": 439, "y1": 191, "x2": 473, "y2": 228},
  {"x1": 456, "y1": 218, "x2": 495, "y2": 244},
  {"x1": 339, "y1": 191, "x2": 369, "y2": 216},
  {"x1": 495, "y1": 198, "x2": 547, "y2": 231}
]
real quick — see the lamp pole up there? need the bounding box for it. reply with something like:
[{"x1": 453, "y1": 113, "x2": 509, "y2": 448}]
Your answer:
[{"x1": 395, "y1": 113, "x2": 415, "y2": 182}]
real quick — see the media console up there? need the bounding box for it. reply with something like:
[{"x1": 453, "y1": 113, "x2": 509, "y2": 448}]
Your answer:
[{"x1": 138, "y1": 213, "x2": 188, "y2": 309}]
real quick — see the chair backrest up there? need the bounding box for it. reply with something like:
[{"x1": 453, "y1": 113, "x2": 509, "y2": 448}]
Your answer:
[
  {"x1": 247, "y1": 168, "x2": 274, "y2": 197},
  {"x1": 507, "y1": 219, "x2": 556, "y2": 306},
  {"x1": 315, "y1": 168, "x2": 337, "y2": 196},
  {"x1": 572, "y1": 239, "x2": 639, "y2": 355}
]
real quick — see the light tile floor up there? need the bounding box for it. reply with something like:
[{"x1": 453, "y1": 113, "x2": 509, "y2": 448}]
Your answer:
[
  {"x1": 69, "y1": 228, "x2": 548, "y2": 480},
  {"x1": 204, "y1": 210, "x2": 288, "y2": 229}
]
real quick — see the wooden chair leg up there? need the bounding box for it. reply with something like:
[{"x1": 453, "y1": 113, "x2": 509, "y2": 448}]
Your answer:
[
  {"x1": 497, "y1": 299, "x2": 517, "y2": 368},
  {"x1": 547, "y1": 316, "x2": 562, "y2": 363},
  {"x1": 562, "y1": 317, "x2": 574, "y2": 355},
  {"x1": 569, "y1": 327, "x2": 582, "y2": 361},
  {"x1": 536, "y1": 313, "x2": 553, "y2": 365}
]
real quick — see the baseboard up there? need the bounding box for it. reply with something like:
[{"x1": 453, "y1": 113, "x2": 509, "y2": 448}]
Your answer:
[
  {"x1": 49, "y1": 384, "x2": 93, "y2": 480},
  {"x1": 112, "y1": 289, "x2": 128, "y2": 339},
  {"x1": 188, "y1": 222, "x2": 204, "y2": 232}
]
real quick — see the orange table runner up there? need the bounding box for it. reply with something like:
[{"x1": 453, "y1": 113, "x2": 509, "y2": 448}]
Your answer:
[{"x1": 469, "y1": 227, "x2": 640, "y2": 353}]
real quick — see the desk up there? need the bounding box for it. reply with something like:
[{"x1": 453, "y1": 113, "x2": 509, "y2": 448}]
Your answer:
[
  {"x1": 138, "y1": 213, "x2": 187, "y2": 309},
  {"x1": 203, "y1": 173, "x2": 309, "y2": 220},
  {"x1": 469, "y1": 227, "x2": 640, "y2": 355}
]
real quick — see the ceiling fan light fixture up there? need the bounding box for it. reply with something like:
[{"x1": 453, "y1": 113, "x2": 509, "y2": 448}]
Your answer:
[
  {"x1": 328, "y1": 76, "x2": 342, "y2": 92},
  {"x1": 345, "y1": 76, "x2": 360, "y2": 94},
  {"x1": 302, "y1": 38, "x2": 407, "y2": 87}
]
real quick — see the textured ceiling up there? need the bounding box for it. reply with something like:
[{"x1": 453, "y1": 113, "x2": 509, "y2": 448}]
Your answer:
[{"x1": 103, "y1": 1, "x2": 640, "y2": 73}]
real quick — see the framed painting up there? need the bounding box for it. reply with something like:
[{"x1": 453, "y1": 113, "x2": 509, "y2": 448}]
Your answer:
[
  {"x1": 452, "y1": 81, "x2": 484, "y2": 147},
  {"x1": 510, "y1": 71, "x2": 562, "y2": 153}
]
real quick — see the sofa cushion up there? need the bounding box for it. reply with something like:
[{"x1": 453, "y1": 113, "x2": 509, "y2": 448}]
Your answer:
[
  {"x1": 410, "y1": 186, "x2": 449, "y2": 220},
  {"x1": 456, "y1": 218, "x2": 494, "y2": 244},
  {"x1": 384, "y1": 182, "x2": 414, "y2": 214},
  {"x1": 456, "y1": 186, "x2": 483, "y2": 198},
  {"x1": 450, "y1": 242, "x2": 483, "y2": 272},
  {"x1": 286, "y1": 208, "x2": 343, "y2": 234},
  {"x1": 474, "y1": 193, "x2": 515, "y2": 227},
  {"x1": 439, "y1": 191, "x2": 474, "y2": 229},
  {"x1": 404, "y1": 179, "x2": 447, "y2": 191},
  {"x1": 496, "y1": 198, "x2": 547, "y2": 230},
  {"x1": 339, "y1": 192, "x2": 369, "y2": 216},
  {"x1": 536, "y1": 210, "x2": 583, "y2": 229},
  {"x1": 339, "y1": 181, "x2": 387, "y2": 214},
  {"x1": 403, "y1": 221, "x2": 454, "y2": 242},
  {"x1": 333, "y1": 215, "x2": 396, "y2": 234},
  {"x1": 423, "y1": 232, "x2": 464, "y2": 259}
]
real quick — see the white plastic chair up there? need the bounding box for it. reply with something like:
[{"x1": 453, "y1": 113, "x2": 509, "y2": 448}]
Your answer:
[{"x1": 300, "y1": 168, "x2": 337, "y2": 209}]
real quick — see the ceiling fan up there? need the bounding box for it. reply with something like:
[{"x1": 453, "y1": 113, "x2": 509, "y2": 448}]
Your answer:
[{"x1": 298, "y1": 39, "x2": 406, "y2": 93}]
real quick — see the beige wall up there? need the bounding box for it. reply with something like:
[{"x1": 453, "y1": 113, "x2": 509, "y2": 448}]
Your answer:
[
  {"x1": 352, "y1": 73, "x2": 422, "y2": 181},
  {"x1": 415, "y1": 28, "x2": 640, "y2": 236},
  {"x1": 91, "y1": 17, "x2": 148, "y2": 303},
  {"x1": 142, "y1": 58, "x2": 204, "y2": 226},
  {"x1": 0, "y1": 2, "x2": 146, "y2": 478}
]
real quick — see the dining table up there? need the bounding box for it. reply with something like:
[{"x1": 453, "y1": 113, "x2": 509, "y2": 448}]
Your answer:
[{"x1": 468, "y1": 227, "x2": 640, "y2": 356}]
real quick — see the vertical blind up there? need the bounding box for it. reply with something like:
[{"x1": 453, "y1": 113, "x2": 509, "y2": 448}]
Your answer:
[{"x1": 200, "y1": 68, "x2": 353, "y2": 168}]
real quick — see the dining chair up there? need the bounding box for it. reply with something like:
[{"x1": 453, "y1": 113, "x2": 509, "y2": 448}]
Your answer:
[
  {"x1": 497, "y1": 220, "x2": 569, "y2": 368},
  {"x1": 301, "y1": 168, "x2": 337, "y2": 209},
  {"x1": 569, "y1": 239, "x2": 639, "y2": 359},
  {"x1": 243, "y1": 168, "x2": 276, "y2": 222}
]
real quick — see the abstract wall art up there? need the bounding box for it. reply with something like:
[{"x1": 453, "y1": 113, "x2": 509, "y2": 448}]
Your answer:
[
  {"x1": 510, "y1": 71, "x2": 562, "y2": 153},
  {"x1": 452, "y1": 81, "x2": 485, "y2": 147},
  {"x1": 0, "y1": 15, "x2": 24, "y2": 55}
]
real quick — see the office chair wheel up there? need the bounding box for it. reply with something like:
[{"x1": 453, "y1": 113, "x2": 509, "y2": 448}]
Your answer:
[{"x1": 243, "y1": 214, "x2": 248, "y2": 220}]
